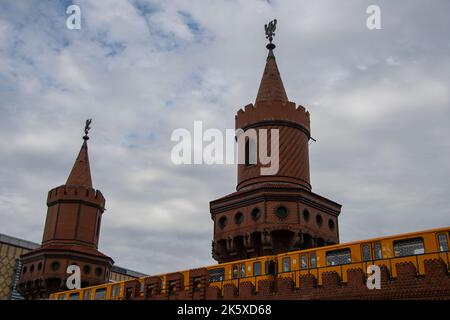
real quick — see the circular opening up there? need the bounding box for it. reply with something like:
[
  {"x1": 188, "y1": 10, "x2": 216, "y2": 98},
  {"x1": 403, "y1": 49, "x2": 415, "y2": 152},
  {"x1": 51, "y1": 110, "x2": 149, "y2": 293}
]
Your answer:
[
  {"x1": 30, "y1": 264, "x2": 35, "y2": 273},
  {"x1": 316, "y1": 214, "x2": 323, "y2": 227},
  {"x1": 303, "y1": 210, "x2": 310, "y2": 222},
  {"x1": 95, "y1": 267, "x2": 103, "y2": 277},
  {"x1": 38, "y1": 262, "x2": 42, "y2": 271},
  {"x1": 218, "y1": 216, "x2": 227, "y2": 229},
  {"x1": 22, "y1": 266, "x2": 27, "y2": 274},
  {"x1": 234, "y1": 212, "x2": 244, "y2": 225},
  {"x1": 51, "y1": 261, "x2": 60, "y2": 271},
  {"x1": 276, "y1": 206, "x2": 289, "y2": 218},
  {"x1": 83, "y1": 265, "x2": 91, "y2": 274},
  {"x1": 251, "y1": 208, "x2": 261, "y2": 221},
  {"x1": 328, "y1": 219, "x2": 335, "y2": 231}
]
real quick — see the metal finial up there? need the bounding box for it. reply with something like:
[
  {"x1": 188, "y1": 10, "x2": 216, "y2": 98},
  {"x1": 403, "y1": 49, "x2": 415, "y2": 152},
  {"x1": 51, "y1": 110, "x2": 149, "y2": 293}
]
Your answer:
[
  {"x1": 264, "y1": 19, "x2": 277, "y2": 50},
  {"x1": 83, "y1": 119, "x2": 92, "y2": 141}
]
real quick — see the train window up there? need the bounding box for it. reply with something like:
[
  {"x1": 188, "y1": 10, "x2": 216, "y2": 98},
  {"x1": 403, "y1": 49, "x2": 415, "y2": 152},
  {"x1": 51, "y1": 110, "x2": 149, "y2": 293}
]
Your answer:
[
  {"x1": 374, "y1": 243, "x2": 382, "y2": 260},
  {"x1": 253, "y1": 262, "x2": 261, "y2": 276},
  {"x1": 310, "y1": 253, "x2": 317, "y2": 269},
  {"x1": 265, "y1": 260, "x2": 277, "y2": 275},
  {"x1": 58, "y1": 294, "x2": 66, "y2": 300},
  {"x1": 125, "y1": 287, "x2": 133, "y2": 299},
  {"x1": 68, "y1": 292, "x2": 79, "y2": 300},
  {"x1": 282, "y1": 257, "x2": 291, "y2": 272},
  {"x1": 240, "y1": 264, "x2": 246, "y2": 278},
  {"x1": 300, "y1": 255, "x2": 308, "y2": 270},
  {"x1": 326, "y1": 248, "x2": 352, "y2": 266},
  {"x1": 111, "y1": 284, "x2": 121, "y2": 298},
  {"x1": 362, "y1": 244, "x2": 371, "y2": 262},
  {"x1": 438, "y1": 234, "x2": 449, "y2": 252},
  {"x1": 168, "y1": 281, "x2": 177, "y2": 295},
  {"x1": 393, "y1": 237, "x2": 424, "y2": 257},
  {"x1": 208, "y1": 268, "x2": 225, "y2": 282},
  {"x1": 83, "y1": 290, "x2": 92, "y2": 300},
  {"x1": 94, "y1": 288, "x2": 107, "y2": 300},
  {"x1": 232, "y1": 266, "x2": 239, "y2": 279}
]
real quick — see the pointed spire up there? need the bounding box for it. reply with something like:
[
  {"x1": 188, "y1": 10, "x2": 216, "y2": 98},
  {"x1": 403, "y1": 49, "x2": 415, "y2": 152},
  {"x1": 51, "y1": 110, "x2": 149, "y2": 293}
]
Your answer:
[
  {"x1": 66, "y1": 120, "x2": 93, "y2": 188},
  {"x1": 255, "y1": 19, "x2": 288, "y2": 105}
]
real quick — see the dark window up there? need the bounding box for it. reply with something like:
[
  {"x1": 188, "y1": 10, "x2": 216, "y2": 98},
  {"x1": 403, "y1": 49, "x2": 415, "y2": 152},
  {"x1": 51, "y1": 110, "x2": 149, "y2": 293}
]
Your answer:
[
  {"x1": 218, "y1": 216, "x2": 227, "y2": 229},
  {"x1": 251, "y1": 208, "x2": 261, "y2": 221},
  {"x1": 125, "y1": 287, "x2": 133, "y2": 299},
  {"x1": 22, "y1": 266, "x2": 27, "y2": 274},
  {"x1": 253, "y1": 262, "x2": 261, "y2": 276},
  {"x1": 328, "y1": 219, "x2": 335, "y2": 231},
  {"x1": 83, "y1": 265, "x2": 91, "y2": 274},
  {"x1": 326, "y1": 248, "x2": 351, "y2": 266},
  {"x1": 38, "y1": 262, "x2": 42, "y2": 271},
  {"x1": 276, "y1": 206, "x2": 289, "y2": 218},
  {"x1": 30, "y1": 264, "x2": 35, "y2": 273},
  {"x1": 300, "y1": 255, "x2": 308, "y2": 270},
  {"x1": 374, "y1": 243, "x2": 382, "y2": 260},
  {"x1": 240, "y1": 264, "x2": 246, "y2": 278},
  {"x1": 310, "y1": 253, "x2": 317, "y2": 268},
  {"x1": 266, "y1": 260, "x2": 277, "y2": 276},
  {"x1": 94, "y1": 288, "x2": 107, "y2": 300},
  {"x1": 235, "y1": 212, "x2": 244, "y2": 225},
  {"x1": 208, "y1": 268, "x2": 225, "y2": 282},
  {"x1": 68, "y1": 292, "x2": 80, "y2": 300},
  {"x1": 95, "y1": 267, "x2": 103, "y2": 277},
  {"x1": 51, "y1": 261, "x2": 60, "y2": 271},
  {"x1": 362, "y1": 244, "x2": 371, "y2": 262},
  {"x1": 244, "y1": 138, "x2": 256, "y2": 166},
  {"x1": 232, "y1": 265, "x2": 239, "y2": 279},
  {"x1": 168, "y1": 281, "x2": 177, "y2": 295},
  {"x1": 245, "y1": 139, "x2": 250, "y2": 166},
  {"x1": 282, "y1": 257, "x2": 291, "y2": 272},
  {"x1": 438, "y1": 233, "x2": 449, "y2": 252},
  {"x1": 394, "y1": 238, "x2": 424, "y2": 257},
  {"x1": 303, "y1": 210, "x2": 310, "y2": 222},
  {"x1": 96, "y1": 216, "x2": 101, "y2": 238},
  {"x1": 83, "y1": 290, "x2": 92, "y2": 300},
  {"x1": 316, "y1": 214, "x2": 323, "y2": 227}
]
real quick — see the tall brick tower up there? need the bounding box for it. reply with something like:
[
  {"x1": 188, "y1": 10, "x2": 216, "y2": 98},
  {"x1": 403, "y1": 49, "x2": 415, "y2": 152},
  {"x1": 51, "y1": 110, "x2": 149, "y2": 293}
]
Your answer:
[
  {"x1": 210, "y1": 21, "x2": 342, "y2": 263},
  {"x1": 18, "y1": 121, "x2": 113, "y2": 299}
]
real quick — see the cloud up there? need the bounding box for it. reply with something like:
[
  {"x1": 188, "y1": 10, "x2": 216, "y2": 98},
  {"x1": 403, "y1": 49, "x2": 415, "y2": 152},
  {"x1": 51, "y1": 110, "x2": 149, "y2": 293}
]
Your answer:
[{"x1": 0, "y1": 0, "x2": 449, "y2": 275}]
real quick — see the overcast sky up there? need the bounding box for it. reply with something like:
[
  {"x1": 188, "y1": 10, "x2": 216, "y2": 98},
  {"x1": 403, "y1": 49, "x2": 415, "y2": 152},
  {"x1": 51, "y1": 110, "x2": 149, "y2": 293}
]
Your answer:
[{"x1": 0, "y1": 0, "x2": 449, "y2": 275}]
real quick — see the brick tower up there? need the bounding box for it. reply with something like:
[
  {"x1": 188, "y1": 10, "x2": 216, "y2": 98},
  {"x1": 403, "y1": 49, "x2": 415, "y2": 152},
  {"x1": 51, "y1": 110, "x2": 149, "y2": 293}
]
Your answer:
[
  {"x1": 210, "y1": 21, "x2": 342, "y2": 263},
  {"x1": 18, "y1": 121, "x2": 113, "y2": 299}
]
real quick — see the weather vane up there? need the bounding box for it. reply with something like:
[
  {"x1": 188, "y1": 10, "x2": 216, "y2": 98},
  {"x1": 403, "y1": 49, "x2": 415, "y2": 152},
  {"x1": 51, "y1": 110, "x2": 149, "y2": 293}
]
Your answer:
[
  {"x1": 264, "y1": 19, "x2": 277, "y2": 50},
  {"x1": 83, "y1": 118, "x2": 92, "y2": 141}
]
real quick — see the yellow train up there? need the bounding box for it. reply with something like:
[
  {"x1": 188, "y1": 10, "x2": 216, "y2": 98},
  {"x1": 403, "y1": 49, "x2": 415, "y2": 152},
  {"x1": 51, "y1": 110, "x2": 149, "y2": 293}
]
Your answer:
[{"x1": 49, "y1": 226, "x2": 450, "y2": 300}]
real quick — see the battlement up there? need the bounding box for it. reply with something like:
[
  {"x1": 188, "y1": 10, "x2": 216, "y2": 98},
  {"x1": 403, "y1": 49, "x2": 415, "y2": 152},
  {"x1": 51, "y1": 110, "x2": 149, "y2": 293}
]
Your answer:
[
  {"x1": 47, "y1": 184, "x2": 105, "y2": 209},
  {"x1": 235, "y1": 100, "x2": 310, "y2": 133}
]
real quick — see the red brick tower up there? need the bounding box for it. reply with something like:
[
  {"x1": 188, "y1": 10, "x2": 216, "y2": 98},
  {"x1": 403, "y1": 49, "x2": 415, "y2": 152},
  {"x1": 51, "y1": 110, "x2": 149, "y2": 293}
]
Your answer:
[
  {"x1": 210, "y1": 21, "x2": 342, "y2": 263},
  {"x1": 18, "y1": 121, "x2": 113, "y2": 299}
]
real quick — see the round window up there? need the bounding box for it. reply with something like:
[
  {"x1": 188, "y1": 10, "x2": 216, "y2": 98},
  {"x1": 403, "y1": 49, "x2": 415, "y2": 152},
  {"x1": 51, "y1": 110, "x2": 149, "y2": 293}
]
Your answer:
[
  {"x1": 83, "y1": 265, "x2": 91, "y2": 274},
  {"x1": 218, "y1": 216, "x2": 227, "y2": 229},
  {"x1": 51, "y1": 261, "x2": 60, "y2": 271},
  {"x1": 316, "y1": 214, "x2": 323, "y2": 227},
  {"x1": 303, "y1": 210, "x2": 310, "y2": 222},
  {"x1": 276, "y1": 206, "x2": 289, "y2": 218},
  {"x1": 95, "y1": 267, "x2": 103, "y2": 277},
  {"x1": 251, "y1": 208, "x2": 261, "y2": 221},
  {"x1": 235, "y1": 212, "x2": 244, "y2": 225},
  {"x1": 328, "y1": 219, "x2": 335, "y2": 231}
]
